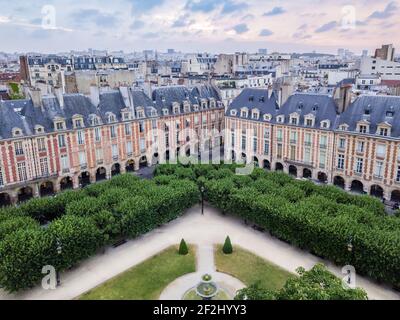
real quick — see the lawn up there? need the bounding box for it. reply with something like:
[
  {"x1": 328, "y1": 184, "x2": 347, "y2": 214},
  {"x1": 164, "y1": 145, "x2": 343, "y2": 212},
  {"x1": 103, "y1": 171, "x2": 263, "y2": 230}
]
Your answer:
[
  {"x1": 79, "y1": 245, "x2": 196, "y2": 300},
  {"x1": 215, "y1": 245, "x2": 294, "y2": 291}
]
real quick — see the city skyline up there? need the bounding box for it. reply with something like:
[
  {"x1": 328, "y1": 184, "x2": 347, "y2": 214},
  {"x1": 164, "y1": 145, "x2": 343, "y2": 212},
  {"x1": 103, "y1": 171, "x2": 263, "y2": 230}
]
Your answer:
[{"x1": 0, "y1": 0, "x2": 399, "y2": 54}]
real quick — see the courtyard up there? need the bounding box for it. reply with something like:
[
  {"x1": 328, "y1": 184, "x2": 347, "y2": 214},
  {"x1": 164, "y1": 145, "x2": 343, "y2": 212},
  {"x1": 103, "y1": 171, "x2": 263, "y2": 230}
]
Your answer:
[{"x1": 1, "y1": 204, "x2": 399, "y2": 300}]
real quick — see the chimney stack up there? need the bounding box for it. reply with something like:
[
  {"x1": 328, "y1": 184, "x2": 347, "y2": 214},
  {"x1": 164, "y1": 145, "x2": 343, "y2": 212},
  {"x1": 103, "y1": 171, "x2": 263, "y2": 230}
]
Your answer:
[
  {"x1": 90, "y1": 85, "x2": 100, "y2": 107},
  {"x1": 334, "y1": 84, "x2": 353, "y2": 113},
  {"x1": 54, "y1": 86, "x2": 64, "y2": 108},
  {"x1": 29, "y1": 87, "x2": 42, "y2": 108}
]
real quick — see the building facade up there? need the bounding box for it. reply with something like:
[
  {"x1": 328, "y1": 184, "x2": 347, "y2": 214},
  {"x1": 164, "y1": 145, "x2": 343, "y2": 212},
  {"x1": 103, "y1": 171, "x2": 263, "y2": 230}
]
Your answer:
[
  {"x1": 0, "y1": 84, "x2": 224, "y2": 206},
  {"x1": 225, "y1": 88, "x2": 400, "y2": 203}
]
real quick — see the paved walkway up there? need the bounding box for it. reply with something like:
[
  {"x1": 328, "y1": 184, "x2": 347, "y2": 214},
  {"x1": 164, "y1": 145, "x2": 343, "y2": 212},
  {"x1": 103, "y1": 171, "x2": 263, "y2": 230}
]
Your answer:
[
  {"x1": 159, "y1": 244, "x2": 245, "y2": 300},
  {"x1": 1, "y1": 205, "x2": 399, "y2": 300}
]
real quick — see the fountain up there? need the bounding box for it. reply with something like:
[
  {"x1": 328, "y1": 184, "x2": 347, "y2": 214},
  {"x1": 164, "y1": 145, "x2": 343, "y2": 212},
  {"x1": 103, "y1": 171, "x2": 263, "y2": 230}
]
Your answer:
[{"x1": 195, "y1": 274, "x2": 218, "y2": 300}]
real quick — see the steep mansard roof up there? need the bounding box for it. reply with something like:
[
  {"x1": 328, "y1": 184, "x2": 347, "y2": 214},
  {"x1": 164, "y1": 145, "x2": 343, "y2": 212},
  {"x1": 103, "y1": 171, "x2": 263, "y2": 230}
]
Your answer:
[
  {"x1": 0, "y1": 84, "x2": 222, "y2": 140},
  {"x1": 337, "y1": 95, "x2": 400, "y2": 137},
  {"x1": 276, "y1": 93, "x2": 339, "y2": 129},
  {"x1": 226, "y1": 88, "x2": 279, "y2": 121},
  {"x1": 151, "y1": 84, "x2": 221, "y2": 113}
]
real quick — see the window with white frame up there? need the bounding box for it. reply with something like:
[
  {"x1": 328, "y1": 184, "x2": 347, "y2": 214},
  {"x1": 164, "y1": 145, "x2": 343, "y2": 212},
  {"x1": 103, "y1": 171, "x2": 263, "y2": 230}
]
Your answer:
[
  {"x1": 358, "y1": 124, "x2": 368, "y2": 134},
  {"x1": 252, "y1": 110, "x2": 259, "y2": 120},
  {"x1": 356, "y1": 141, "x2": 365, "y2": 153},
  {"x1": 337, "y1": 154, "x2": 345, "y2": 169},
  {"x1": 264, "y1": 140, "x2": 269, "y2": 155},
  {"x1": 37, "y1": 138, "x2": 46, "y2": 152},
  {"x1": 378, "y1": 126, "x2": 389, "y2": 137},
  {"x1": 78, "y1": 151, "x2": 87, "y2": 166},
  {"x1": 321, "y1": 121, "x2": 330, "y2": 129},
  {"x1": 374, "y1": 161, "x2": 384, "y2": 178},
  {"x1": 77, "y1": 131, "x2": 85, "y2": 145},
  {"x1": 17, "y1": 162, "x2": 27, "y2": 181},
  {"x1": 14, "y1": 141, "x2": 24, "y2": 156},
  {"x1": 140, "y1": 138, "x2": 146, "y2": 153},
  {"x1": 0, "y1": 167, "x2": 3, "y2": 186},
  {"x1": 74, "y1": 118, "x2": 83, "y2": 128},
  {"x1": 305, "y1": 133, "x2": 312, "y2": 145},
  {"x1": 376, "y1": 144, "x2": 387, "y2": 158},
  {"x1": 125, "y1": 123, "x2": 131, "y2": 135},
  {"x1": 263, "y1": 114, "x2": 271, "y2": 122},
  {"x1": 39, "y1": 158, "x2": 49, "y2": 176},
  {"x1": 338, "y1": 138, "x2": 346, "y2": 149},
  {"x1": 277, "y1": 116, "x2": 284, "y2": 123},
  {"x1": 320, "y1": 135, "x2": 327, "y2": 148},
  {"x1": 126, "y1": 141, "x2": 133, "y2": 156},
  {"x1": 241, "y1": 109, "x2": 248, "y2": 118},
  {"x1": 396, "y1": 166, "x2": 400, "y2": 182},
  {"x1": 55, "y1": 121, "x2": 65, "y2": 130},
  {"x1": 95, "y1": 148, "x2": 103, "y2": 162},
  {"x1": 110, "y1": 125, "x2": 117, "y2": 139},
  {"x1": 277, "y1": 129, "x2": 283, "y2": 141},
  {"x1": 112, "y1": 144, "x2": 118, "y2": 158},
  {"x1": 290, "y1": 131, "x2": 297, "y2": 143},
  {"x1": 264, "y1": 128, "x2": 270, "y2": 139},
  {"x1": 319, "y1": 150, "x2": 326, "y2": 168},
  {"x1": 95, "y1": 127, "x2": 101, "y2": 142},
  {"x1": 304, "y1": 147, "x2": 311, "y2": 164},
  {"x1": 355, "y1": 157, "x2": 364, "y2": 174},
  {"x1": 60, "y1": 154, "x2": 69, "y2": 171},
  {"x1": 253, "y1": 137, "x2": 257, "y2": 153},
  {"x1": 162, "y1": 108, "x2": 169, "y2": 116},
  {"x1": 230, "y1": 109, "x2": 237, "y2": 116},
  {"x1": 58, "y1": 134, "x2": 66, "y2": 148},
  {"x1": 290, "y1": 116, "x2": 298, "y2": 125}
]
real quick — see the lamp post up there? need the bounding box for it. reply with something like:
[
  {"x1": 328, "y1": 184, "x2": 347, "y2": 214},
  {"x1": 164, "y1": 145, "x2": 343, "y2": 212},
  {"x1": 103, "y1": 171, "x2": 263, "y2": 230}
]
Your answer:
[
  {"x1": 56, "y1": 239, "x2": 62, "y2": 287},
  {"x1": 200, "y1": 186, "x2": 205, "y2": 215},
  {"x1": 347, "y1": 237, "x2": 354, "y2": 285}
]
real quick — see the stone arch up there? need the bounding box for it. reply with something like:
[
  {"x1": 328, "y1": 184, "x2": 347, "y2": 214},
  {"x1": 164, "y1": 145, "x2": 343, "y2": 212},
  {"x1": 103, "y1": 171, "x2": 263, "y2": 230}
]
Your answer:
[
  {"x1": 370, "y1": 184, "x2": 384, "y2": 199},
  {"x1": 60, "y1": 177, "x2": 73, "y2": 191},
  {"x1": 79, "y1": 171, "x2": 91, "y2": 187},
  {"x1": 40, "y1": 181, "x2": 54, "y2": 197},
  {"x1": 253, "y1": 156, "x2": 259, "y2": 167},
  {"x1": 351, "y1": 180, "x2": 364, "y2": 194},
  {"x1": 317, "y1": 172, "x2": 328, "y2": 183},
  {"x1": 139, "y1": 156, "x2": 148, "y2": 168},
  {"x1": 275, "y1": 162, "x2": 284, "y2": 171},
  {"x1": 0, "y1": 193, "x2": 11, "y2": 207},
  {"x1": 263, "y1": 159, "x2": 271, "y2": 170},
  {"x1": 111, "y1": 163, "x2": 121, "y2": 177},
  {"x1": 303, "y1": 168, "x2": 312, "y2": 179},
  {"x1": 333, "y1": 176, "x2": 345, "y2": 189},
  {"x1": 18, "y1": 186, "x2": 33, "y2": 203},
  {"x1": 391, "y1": 190, "x2": 400, "y2": 203},
  {"x1": 126, "y1": 159, "x2": 135, "y2": 172},
  {"x1": 289, "y1": 165, "x2": 297, "y2": 177},
  {"x1": 96, "y1": 167, "x2": 107, "y2": 181}
]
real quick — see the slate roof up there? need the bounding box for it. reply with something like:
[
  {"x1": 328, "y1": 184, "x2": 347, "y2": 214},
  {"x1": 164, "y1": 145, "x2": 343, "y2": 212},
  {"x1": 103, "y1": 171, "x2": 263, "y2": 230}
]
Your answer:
[
  {"x1": 152, "y1": 84, "x2": 221, "y2": 113},
  {"x1": 275, "y1": 93, "x2": 339, "y2": 128},
  {"x1": 226, "y1": 88, "x2": 279, "y2": 121},
  {"x1": 0, "y1": 84, "x2": 223, "y2": 140},
  {"x1": 337, "y1": 95, "x2": 400, "y2": 137}
]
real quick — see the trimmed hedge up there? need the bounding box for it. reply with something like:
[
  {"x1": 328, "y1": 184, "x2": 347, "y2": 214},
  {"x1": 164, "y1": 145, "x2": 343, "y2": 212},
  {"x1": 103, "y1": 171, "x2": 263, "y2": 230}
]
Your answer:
[
  {"x1": 0, "y1": 173, "x2": 199, "y2": 292},
  {"x1": 155, "y1": 164, "x2": 400, "y2": 287}
]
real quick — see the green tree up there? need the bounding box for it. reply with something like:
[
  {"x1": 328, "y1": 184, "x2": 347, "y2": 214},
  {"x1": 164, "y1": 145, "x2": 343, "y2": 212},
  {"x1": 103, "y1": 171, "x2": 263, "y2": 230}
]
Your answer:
[
  {"x1": 178, "y1": 239, "x2": 189, "y2": 255},
  {"x1": 223, "y1": 236, "x2": 233, "y2": 254}
]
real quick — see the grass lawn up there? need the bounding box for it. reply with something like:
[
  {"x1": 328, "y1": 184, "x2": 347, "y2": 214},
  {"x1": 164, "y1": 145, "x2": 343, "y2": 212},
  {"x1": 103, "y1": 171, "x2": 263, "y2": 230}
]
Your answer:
[
  {"x1": 79, "y1": 245, "x2": 196, "y2": 300},
  {"x1": 215, "y1": 245, "x2": 294, "y2": 291}
]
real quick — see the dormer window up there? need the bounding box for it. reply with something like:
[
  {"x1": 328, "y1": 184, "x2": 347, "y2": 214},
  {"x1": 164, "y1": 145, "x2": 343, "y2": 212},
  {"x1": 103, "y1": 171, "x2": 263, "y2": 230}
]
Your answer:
[
  {"x1": 136, "y1": 109, "x2": 145, "y2": 119},
  {"x1": 148, "y1": 108, "x2": 157, "y2": 117},
  {"x1": 173, "y1": 104, "x2": 180, "y2": 114},
  {"x1": 240, "y1": 108, "x2": 248, "y2": 118},
  {"x1": 55, "y1": 121, "x2": 65, "y2": 131},
  {"x1": 122, "y1": 112, "x2": 131, "y2": 121},
  {"x1": 89, "y1": 115, "x2": 100, "y2": 126},
  {"x1": 321, "y1": 120, "x2": 330, "y2": 129},
  {"x1": 263, "y1": 114, "x2": 271, "y2": 122},
  {"x1": 377, "y1": 125, "x2": 391, "y2": 137},
  {"x1": 259, "y1": 96, "x2": 265, "y2": 103},
  {"x1": 183, "y1": 103, "x2": 191, "y2": 113},
  {"x1": 106, "y1": 113, "x2": 116, "y2": 123},
  {"x1": 162, "y1": 108, "x2": 169, "y2": 116},
  {"x1": 210, "y1": 100, "x2": 216, "y2": 108},
  {"x1": 12, "y1": 128, "x2": 23, "y2": 137},
  {"x1": 249, "y1": 96, "x2": 254, "y2": 102},
  {"x1": 312, "y1": 104, "x2": 319, "y2": 112},
  {"x1": 193, "y1": 105, "x2": 199, "y2": 112},
  {"x1": 74, "y1": 119, "x2": 83, "y2": 129},
  {"x1": 277, "y1": 115, "x2": 284, "y2": 123},
  {"x1": 290, "y1": 113, "x2": 299, "y2": 125},
  {"x1": 358, "y1": 124, "x2": 369, "y2": 134},
  {"x1": 201, "y1": 101, "x2": 207, "y2": 109},
  {"x1": 35, "y1": 126, "x2": 44, "y2": 134},
  {"x1": 230, "y1": 109, "x2": 237, "y2": 116},
  {"x1": 251, "y1": 110, "x2": 259, "y2": 120},
  {"x1": 386, "y1": 110, "x2": 394, "y2": 117},
  {"x1": 340, "y1": 124, "x2": 349, "y2": 131}
]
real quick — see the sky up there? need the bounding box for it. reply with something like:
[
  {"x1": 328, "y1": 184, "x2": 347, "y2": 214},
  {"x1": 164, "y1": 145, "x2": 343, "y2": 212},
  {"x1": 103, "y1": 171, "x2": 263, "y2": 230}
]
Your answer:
[{"x1": 0, "y1": 0, "x2": 399, "y2": 54}]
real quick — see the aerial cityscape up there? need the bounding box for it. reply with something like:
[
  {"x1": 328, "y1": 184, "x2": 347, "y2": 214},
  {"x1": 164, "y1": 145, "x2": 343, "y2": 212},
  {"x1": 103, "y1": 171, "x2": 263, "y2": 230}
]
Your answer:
[{"x1": 0, "y1": 0, "x2": 400, "y2": 308}]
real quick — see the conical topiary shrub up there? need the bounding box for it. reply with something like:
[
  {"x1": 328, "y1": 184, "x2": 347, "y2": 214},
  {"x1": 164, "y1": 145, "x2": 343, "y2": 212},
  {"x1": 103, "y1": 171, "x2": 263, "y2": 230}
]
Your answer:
[
  {"x1": 179, "y1": 239, "x2": 189, "y2": 255},
  {"x1": 222, "y1": 236, "x2": 233, "y2": 254}
]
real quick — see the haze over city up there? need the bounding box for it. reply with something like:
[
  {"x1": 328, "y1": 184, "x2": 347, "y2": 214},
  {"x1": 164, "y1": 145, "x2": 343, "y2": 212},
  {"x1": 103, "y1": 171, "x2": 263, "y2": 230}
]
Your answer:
[{"x1": 0, "y1": 0, "x2": 399, "y2": 54}]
